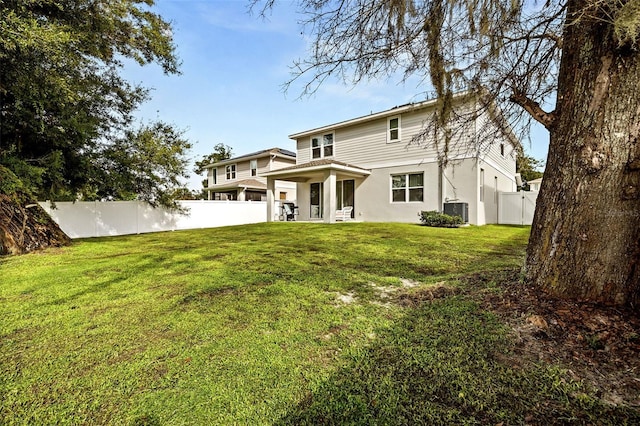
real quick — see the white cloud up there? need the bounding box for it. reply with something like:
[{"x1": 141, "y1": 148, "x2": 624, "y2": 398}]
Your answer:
[{"x1": 194, "y1": 0, "x2": 298, "y2": 35}]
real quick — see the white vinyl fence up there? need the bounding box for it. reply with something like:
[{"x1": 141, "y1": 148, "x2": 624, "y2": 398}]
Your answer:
[
  {"x1": 39, "y1": 200, "x2": 267, "y2": 239},
  {"x1": 498, "y1": 191, "x2": 538, "y2": 225}
]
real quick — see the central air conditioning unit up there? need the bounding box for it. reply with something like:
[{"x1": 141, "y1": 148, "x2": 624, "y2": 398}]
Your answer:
[{"x1": 443, "y1": 202, "x2": 469, "y2": 223}]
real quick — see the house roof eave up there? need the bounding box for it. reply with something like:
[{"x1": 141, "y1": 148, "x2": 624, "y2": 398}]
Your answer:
[
  {"x1": 262, "y1": 160, "x2": 371, "y2": 181},
  {"x1": 203, "y1": 148, "x2": 296, "y2": 169},
  {"x1": 208, "y1": 178, "x2": 268, "y2": 192}
]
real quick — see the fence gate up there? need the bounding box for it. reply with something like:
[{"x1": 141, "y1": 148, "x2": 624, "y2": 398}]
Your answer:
[{"x1": 498, "y1": 192, "x2": 538, "y2": 225}]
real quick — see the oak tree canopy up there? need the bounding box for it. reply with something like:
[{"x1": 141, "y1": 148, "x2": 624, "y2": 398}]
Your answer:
[
  {"x1": 0, "y1": 0, "x2": 191, "y2": 253},
  {"x1": 0, "y1": 0, "x2": 189, "y2": 206}
]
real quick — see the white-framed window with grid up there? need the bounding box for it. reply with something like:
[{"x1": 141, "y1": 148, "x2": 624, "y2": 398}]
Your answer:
[
  {"x1": 311, "y1": 133, "x2": 334, "y2": 159},
  {"x1": 391, "y1": 172, "x2": 424, "y2": 202},
  {"x1": 388, "y1": 116, "x2": 401, "y2": 143},
  {"x1": 226, "y1": 164, "x2": 236, "y2": 180}
]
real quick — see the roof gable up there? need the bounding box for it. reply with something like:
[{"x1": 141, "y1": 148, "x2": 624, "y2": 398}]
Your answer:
[{"x1": 204, "y1": 147, "x2": 296, "y2": 168}]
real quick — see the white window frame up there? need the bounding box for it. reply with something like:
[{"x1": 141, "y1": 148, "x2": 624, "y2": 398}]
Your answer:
[
  {"x1": 387, "y1": 116, "x2": 401, "y2": 143},
  {"x1": 391, "y1": 172, "x2": 424, "y2": 203},
  {"x1": 311, "y1": 133, "x2": 334, "y2": 159},
  {"x1": 226, "y1": 164, "x2": 236, "y2": 180},
  {"x1": 250, "y1": 159, "x2": 258, "y2": 177}
]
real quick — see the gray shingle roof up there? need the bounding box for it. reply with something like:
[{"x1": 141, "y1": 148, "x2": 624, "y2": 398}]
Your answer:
[{"x1": 268, "y1": 159, "x2": 369, "y2": 173}]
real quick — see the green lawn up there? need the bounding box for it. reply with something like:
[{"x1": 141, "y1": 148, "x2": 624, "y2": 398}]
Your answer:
[{"x1": 0, "y1": 223, "x2": 636, "y2": 425}]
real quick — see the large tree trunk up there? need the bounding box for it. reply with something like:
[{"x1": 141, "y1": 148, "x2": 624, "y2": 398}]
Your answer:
[
  {"x1": 0, "y1": 194, "x2": 71, "y2": 255},
  {"x1": 525, "y1": 0, "x2": 640, "y2": 307}
]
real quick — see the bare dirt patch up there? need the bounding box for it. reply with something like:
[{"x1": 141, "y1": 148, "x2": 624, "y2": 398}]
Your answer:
[
  {"x1": 399, "y1": 278, "x2": 420, "y2": 288},
  {"x1": 393, "y1": 283, "x2": 461, "y2": 308},
  {"x1": 466, "y1": 268, "x2": 640, "y2": 408},
  {"x1": 335, "y1": 292, "x2": 356, "y2": 305}
]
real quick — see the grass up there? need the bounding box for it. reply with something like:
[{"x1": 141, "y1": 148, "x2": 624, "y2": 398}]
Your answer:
[{"x1": 0, "y1": 222, "x2": 636, "y2": 425}]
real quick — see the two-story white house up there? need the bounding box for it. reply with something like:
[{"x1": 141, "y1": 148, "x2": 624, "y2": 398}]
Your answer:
[
  {"x1": 263, "y1": 93, "x2": 519, "y2": 224},
  {"x1": 204, "y1": 148, "x2": 297, "y2": 203}
]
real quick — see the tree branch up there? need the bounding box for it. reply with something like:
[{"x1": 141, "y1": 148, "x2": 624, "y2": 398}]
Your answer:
[
  {"x1": 510, "y1": 92, "x2": 556, "y2": 130},
  {"x1": 503, "y1": 32, "x2": 563, "y2": 49}
]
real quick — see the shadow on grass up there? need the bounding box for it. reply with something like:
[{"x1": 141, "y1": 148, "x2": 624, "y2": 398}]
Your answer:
[
  {"x1": 6, "y1": 224, "x2": 638, "y2": 424},
  {"x1": 275, "y1": 295, "x2": 640, "y2": 425}
]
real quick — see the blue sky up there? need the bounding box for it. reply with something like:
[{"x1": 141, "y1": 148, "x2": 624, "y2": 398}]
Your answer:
[{"x1": 124, "y1": 0, "x2": 550, "y2": 190}]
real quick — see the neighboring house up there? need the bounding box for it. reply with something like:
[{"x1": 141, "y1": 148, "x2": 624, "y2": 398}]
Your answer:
[
  {"x1": 204, "y1": 148, "x2": 297, "y2": 202},
  {"x1": 263, "y1": 93, "x2": 520, "y2": 224},
  {"x1": 527, "y1": 177, "x2": 543, "y2": 191}
]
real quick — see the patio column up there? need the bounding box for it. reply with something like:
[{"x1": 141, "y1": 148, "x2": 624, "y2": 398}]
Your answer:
[
  {"x1": 266, "y1": 177, "x2": 275, "y2": 222},
  {"x1": 323, "y1": 169, "x2": 337, "y2": 223}
]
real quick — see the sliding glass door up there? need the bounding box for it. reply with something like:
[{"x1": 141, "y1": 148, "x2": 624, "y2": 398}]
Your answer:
[
  {"x1": 310, "y1": 180, "x2": 355, "y2": 220},
  {"x1": 310, "y1": 182, "x2": 322, "y2": 219},
  {"x1": 336, "y1": 180, "x2": 355, "y2": 218}
]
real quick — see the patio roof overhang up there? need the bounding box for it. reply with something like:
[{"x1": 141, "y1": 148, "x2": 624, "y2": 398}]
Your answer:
[
  {"x1": 209, "y1": 178, "x2": 267, "y2": 192},
  {"x1": 262, "y1": 159, "x2": 371, "y2": 182}
]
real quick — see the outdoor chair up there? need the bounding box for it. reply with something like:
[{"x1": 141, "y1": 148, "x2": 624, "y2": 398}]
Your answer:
[
  {"x1": 336, "y1": 206, "x2": 353, "y2": 221},
  {"x1": 282, "y1": 202, "x2": 298, "y2": 221}
]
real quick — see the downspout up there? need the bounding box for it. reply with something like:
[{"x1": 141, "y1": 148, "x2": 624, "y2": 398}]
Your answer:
[
  {"x1": 438, "y1": 158, "x2": 444, "y2": 212},
  {"x1": 474, "y1": 96, "x2": 480, "y2": 224}
]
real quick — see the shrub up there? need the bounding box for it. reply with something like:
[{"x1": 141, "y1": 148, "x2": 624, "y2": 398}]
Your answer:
[{"x1": 418, "y1": 210, "x2": 464, "y2": 227}]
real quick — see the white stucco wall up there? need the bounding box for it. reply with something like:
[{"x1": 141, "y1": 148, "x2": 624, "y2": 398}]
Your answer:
[
  {"x1": 355, "y1": 164, "x2": 440, "y2": 223},
  {"x1": 292, "y1": 157, "x2": 516, "y2": 225}
]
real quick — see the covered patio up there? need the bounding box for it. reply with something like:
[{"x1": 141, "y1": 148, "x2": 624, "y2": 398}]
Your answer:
[
  {"x1": 262, "y1": 160, "x2": 371, "y2": 223},
  {"x1": 207, "y1": 178, "x2": 267, "y2": 201}
]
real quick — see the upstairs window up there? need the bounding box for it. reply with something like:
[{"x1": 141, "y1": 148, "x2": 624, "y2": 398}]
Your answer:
[
  {"x1": 500, "y1": 143, "x2": 505, "y2": 157},
  {"x1": 312, "y1": 137, "x2": 320, "y2": 159},
  {"x1": 226, "y1": 164, "x2": 236, "y2": 180},
  {"x1": 391, "y1": 172, "x2": 424, "y2": 202},
  {"x1": 323, "y1": 133, "x2": 334, "y2": 157},
  {"x1": 312, "y1": 133, "x2": 334, "y2": 159},
  {"x1": 250, "y1": 159, "x2": 258, "y2": 177},
  {"x1": 210, "y1": 168, "x2": 217, "y2": 185},
  {"x1": 388, "y1": 116, "x2": 400, "y2": 142}
]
